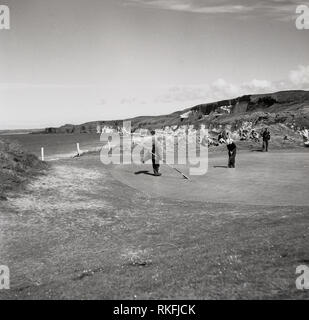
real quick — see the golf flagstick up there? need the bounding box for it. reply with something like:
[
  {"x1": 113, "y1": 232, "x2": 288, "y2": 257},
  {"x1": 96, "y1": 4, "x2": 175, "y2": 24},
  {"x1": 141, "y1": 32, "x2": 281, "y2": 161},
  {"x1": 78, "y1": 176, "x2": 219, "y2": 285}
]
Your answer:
[{"x1": 169, "y1": 165, "x2": 190, "y2": 180}]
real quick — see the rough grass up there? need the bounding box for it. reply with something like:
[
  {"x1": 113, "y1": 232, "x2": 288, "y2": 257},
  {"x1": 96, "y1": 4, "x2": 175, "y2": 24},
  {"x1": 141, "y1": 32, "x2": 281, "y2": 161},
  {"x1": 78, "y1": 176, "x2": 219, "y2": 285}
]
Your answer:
[
  {"x1": 0, "y1": 153, "x2": 308, "y2": 299},
  {"x1": 0, "y1": 139, "x2": 48, "y2": 200}
]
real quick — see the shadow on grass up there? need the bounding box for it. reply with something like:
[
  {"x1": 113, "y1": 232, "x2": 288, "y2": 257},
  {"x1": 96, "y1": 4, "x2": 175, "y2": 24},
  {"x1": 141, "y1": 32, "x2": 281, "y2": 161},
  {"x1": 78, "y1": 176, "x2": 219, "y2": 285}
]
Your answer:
[{"x1": 134, "y1": 170, "x2": 156, "y2": 176}]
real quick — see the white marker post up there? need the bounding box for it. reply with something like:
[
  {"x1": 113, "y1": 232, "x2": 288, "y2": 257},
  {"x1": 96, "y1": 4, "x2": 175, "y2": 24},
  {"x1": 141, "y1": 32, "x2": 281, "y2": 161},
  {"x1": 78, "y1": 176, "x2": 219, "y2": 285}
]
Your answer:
[
  {"x1": 76, "y1": 143, "x2": 81, "y2": 156},
  {"x1": 41, "y1": 147, "x2": 45, "y2": 161}
]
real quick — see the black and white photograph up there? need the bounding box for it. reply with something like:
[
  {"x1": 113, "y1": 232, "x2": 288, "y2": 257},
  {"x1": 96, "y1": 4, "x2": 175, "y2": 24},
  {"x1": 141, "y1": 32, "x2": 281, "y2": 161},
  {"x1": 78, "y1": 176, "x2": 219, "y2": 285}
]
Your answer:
[{"x1": 1, "y1": 0, "x2": 309, "y2": 303}]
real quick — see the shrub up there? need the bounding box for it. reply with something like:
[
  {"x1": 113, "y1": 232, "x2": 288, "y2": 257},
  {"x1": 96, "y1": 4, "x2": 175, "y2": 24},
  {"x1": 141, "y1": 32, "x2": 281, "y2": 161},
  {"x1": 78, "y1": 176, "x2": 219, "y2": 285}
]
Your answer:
[{"x1": 0, "y1": 139, "x2": 48, "y2": 198}]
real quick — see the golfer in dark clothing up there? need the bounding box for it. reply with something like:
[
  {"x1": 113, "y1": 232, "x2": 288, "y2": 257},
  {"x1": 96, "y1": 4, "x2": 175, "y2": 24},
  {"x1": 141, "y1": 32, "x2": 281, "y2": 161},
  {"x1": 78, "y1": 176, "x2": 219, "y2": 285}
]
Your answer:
[
  {"x1": 151, "y1": 130, "x2": 162, "y2": 176},
  {"x1": 227, "y1": 139, "x2": 237, "y2": 168},
  {"x1": 262, "y1": 128, "x2": 271, "y2": 152}
]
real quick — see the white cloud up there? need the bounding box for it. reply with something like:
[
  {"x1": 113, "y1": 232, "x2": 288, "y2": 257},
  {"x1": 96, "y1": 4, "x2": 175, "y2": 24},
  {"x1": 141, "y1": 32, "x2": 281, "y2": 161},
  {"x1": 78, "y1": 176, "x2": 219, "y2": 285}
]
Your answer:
[
  {"x1": 122, "y1": 0, "x2": 305, "y2": 19},
  {"x1": 151, "y1": 65, "x2": 309, "y2": 107},
  {"x1": 289, "y1": 65, "x2": 309, "y2": 88},
  {"x1": 243, "y1": 79, "x2": 272, "y2": 91},
  {"x1": 123, "y1": 0, "x2": 251, "y2": 14},
  {"x1": 211, "y1": 78, "x2": 240, "y2": 99}
]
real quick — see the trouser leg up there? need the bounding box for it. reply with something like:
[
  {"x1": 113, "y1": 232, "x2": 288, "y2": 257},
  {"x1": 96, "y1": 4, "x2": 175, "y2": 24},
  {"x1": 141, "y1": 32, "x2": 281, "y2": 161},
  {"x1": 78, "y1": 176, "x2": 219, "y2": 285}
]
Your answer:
[
  {"x1": 228, "y1": 151, "x2": 236, "y2": 168},
  {"x1": 231, "y1": 152, "x2": 236, "y2": 168},
  {"x1": 152, "y1": 158, "x2": 160, "y2": 175},
  {"x1": 228, "y1": 153, "x2": 232, "y2": 168}
]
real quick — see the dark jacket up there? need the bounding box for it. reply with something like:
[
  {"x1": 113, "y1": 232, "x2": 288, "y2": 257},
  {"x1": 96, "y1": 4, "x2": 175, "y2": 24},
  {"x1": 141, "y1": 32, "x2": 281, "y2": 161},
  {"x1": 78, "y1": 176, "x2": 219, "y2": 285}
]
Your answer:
[
  {"x1": 227, "y1": 142, "x2": 237, "y2": 153},
  {"x1": 262, "y1": 130, "x2": 271, "y2": 141}
]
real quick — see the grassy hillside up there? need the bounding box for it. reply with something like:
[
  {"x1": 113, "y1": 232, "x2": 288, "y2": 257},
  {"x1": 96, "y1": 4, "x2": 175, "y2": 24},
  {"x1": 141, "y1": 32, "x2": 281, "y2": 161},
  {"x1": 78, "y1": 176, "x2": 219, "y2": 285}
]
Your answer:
[
  {"x1": 0, "y1": 139, "x2": 48, "y2": 200},
  {"x1": 42, "y1": 90, "x2": 309, "y2": 134}
]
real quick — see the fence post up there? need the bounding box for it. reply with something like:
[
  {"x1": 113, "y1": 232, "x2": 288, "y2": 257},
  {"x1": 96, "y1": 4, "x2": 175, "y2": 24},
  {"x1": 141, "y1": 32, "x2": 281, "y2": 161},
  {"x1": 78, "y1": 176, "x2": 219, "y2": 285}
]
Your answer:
[{"x1": 41, "y1": 147, "x2": 45, "y2": 161}]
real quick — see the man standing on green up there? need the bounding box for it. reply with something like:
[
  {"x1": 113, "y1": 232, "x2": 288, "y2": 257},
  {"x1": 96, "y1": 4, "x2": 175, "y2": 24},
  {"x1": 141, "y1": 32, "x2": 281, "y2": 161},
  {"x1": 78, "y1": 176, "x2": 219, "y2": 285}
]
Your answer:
[
  {"x1": 226, "y1": 138, "x2": 237, "y2": 168},
  {"x1": 262, "y1": 128, "x2": 271, "y2": 152},
  {"x1": 151, "y1": 130, "x2": 162, "y2": 176}
]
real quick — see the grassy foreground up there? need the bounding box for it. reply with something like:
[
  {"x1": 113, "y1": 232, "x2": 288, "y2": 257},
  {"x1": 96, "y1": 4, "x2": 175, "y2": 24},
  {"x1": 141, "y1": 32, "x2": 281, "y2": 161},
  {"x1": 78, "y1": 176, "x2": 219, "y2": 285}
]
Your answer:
[{"x1": 0, "y1": 151, "x2": 308, "y2": 299}]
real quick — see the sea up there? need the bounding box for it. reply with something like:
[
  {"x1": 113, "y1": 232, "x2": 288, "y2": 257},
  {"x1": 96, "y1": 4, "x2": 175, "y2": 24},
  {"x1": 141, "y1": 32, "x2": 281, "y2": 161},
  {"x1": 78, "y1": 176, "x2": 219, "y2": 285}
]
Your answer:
[{"x1": 1, "y1": 133, "x2": 104, "y2": 161}]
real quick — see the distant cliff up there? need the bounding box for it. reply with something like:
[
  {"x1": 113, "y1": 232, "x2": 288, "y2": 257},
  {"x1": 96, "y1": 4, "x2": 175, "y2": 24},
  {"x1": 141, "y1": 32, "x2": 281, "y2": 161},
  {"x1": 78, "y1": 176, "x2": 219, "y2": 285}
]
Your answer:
[{"x1": 43, "y1": 90, "x2": 309, "y2": 134}]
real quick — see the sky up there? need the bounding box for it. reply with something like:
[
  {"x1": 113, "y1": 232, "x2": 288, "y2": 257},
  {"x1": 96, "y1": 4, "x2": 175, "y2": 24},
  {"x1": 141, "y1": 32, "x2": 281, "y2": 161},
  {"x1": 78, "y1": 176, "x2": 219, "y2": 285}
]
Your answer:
[{"x1": 0, "y1": 0, "x2": 309, "y2": 129}]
